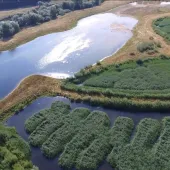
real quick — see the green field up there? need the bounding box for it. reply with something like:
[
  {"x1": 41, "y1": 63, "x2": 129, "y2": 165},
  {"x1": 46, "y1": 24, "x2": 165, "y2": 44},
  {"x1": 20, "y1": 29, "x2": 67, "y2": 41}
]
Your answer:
[
  {"x1": 25, "y1": 101, "x2": 170, "y2": 170},
  {"x1": 61, "y1": 57, "x2": 170, "y2": 111},
  {"x1": 153, "y1": 17, "x2": 170, "y2": 42},
  {"x1": 0, "y1": 124, "x2": 38, "y2": 170}
]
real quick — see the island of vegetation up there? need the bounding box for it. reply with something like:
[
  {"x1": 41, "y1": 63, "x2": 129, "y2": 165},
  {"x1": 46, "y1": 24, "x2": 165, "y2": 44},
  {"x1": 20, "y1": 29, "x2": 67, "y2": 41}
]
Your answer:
[
  {"x1": 0, "y1": 124, "x2": 38, "y2": 170},
  {"x1": 25, "y1": 101, "x2": 170, "y2": 170}
]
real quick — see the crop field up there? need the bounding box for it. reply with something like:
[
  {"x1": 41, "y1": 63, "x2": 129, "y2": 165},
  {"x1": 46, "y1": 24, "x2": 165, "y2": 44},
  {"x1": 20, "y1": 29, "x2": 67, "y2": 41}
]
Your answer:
[
  {"x1": 25, "y1": 101, "x2": 170, "y2": 170},
  {"x1": 153, "y1": 17, "x2": 170, "y2": 42},
  {"x1": 0, "y1": 124, "x2": 37, "y2": 170}
]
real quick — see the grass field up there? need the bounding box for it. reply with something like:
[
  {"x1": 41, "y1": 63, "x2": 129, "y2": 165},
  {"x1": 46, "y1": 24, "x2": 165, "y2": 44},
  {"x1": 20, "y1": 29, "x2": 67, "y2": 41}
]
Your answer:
[{"x1": 25, "y1": 101, "x2": 170, "y2": 170}]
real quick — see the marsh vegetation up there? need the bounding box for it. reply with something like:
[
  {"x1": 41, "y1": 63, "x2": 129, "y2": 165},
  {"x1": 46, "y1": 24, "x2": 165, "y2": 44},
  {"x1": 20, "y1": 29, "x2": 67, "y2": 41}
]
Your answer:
[
  {"x1": 25, "y1": 101, "x2": 170, "y2": 170},
  {"x1": 62, "y1": 57, "x2": 170, "y2": 111}
]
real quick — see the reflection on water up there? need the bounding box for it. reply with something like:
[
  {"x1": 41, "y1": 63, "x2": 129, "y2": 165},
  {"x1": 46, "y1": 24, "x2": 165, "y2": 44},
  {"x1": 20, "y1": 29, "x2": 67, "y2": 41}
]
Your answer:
[
  {"x1": 0, "y1": 13, "x2": 137, "y2": 98},
  {"x1": 6, "y1": 96, "x2": 170, "y2": 170}
]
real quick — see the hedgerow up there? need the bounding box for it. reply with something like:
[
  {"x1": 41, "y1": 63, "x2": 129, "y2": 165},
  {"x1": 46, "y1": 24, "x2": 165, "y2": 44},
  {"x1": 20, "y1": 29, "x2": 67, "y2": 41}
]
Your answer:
[{"x1": 0, "y1": 124, "x2": 38, "y2": 170}]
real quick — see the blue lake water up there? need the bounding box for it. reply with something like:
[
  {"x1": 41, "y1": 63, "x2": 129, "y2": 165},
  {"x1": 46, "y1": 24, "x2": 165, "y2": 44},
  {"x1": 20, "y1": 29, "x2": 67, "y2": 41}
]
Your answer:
[{"x1": 0, "y1": 13, "x2": 137, "y2": 98}]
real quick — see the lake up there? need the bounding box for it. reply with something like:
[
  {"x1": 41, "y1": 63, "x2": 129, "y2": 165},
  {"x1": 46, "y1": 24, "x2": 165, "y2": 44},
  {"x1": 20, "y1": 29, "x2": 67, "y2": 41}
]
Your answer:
[{"x1": 0, "y1": 13, "x2": 137, "y2": 98}]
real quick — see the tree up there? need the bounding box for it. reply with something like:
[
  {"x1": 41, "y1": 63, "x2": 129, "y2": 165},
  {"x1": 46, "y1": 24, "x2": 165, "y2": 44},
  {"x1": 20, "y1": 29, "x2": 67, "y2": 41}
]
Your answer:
[{"x1": 50, "y1": 5, "x2": 57, "y2": 19}]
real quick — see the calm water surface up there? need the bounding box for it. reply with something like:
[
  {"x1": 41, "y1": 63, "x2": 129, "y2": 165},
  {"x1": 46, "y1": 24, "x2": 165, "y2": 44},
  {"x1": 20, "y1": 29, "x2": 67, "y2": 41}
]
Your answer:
[
  {"x1": 0, "y1": 13, "x2": 137, "y2": 98},
  {"x1": 6, "y1": 96, "x2": 170, "y2": 170}
]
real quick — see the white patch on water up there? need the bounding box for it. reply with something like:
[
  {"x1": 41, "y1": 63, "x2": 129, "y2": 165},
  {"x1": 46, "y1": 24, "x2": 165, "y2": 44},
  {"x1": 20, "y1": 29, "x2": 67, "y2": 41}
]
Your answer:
[
  {"x1": 130, "y1": 2, "x2": 137, "y2": 6},
  {"x1": 43, "y1": 72, "x2": 70, "y2": 79},
  {"x1": 160, "y1": 2, "x2": 170, "y2": 5},
  {"x1": 39, "y1": 33, "x2": 91, "y2": 68}
]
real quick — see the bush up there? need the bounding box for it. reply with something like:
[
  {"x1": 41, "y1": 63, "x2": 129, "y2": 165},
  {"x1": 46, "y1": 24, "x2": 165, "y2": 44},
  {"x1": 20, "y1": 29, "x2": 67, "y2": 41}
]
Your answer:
[
  {"x1": 0, "y1": 21, "x2": 20, "y2": 38},
  {"x1": 137, "y1": 42, "x2": 155, "y2": 53},
  {"x1": 63, "y1": 1, "x2": 75, "y2": 10},
  {"x1": 50, "y1": 5, "x2": 57, "y2": 19}
]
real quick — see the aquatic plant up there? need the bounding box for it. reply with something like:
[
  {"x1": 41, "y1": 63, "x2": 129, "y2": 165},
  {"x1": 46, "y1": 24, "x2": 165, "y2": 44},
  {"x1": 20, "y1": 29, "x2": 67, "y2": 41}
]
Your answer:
[{"x1": 25, "y1": 101, "x2": 170, "y2": 170}]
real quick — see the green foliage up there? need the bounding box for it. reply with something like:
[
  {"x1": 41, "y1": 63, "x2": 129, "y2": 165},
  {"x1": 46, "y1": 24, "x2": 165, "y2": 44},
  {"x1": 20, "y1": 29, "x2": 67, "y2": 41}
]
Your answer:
[
  {"x1": 25, "y1": 101, "x2": 170, "y2": 170},
  {"x1": 59, "y1": 110, "x2": 110, "y2": 169},
  {"x1": 137, "y1": 42, "x2": 155, "y2": 53},
  {"x1": 62, "y1": 58, "x2": 170, "y2": 111},
  {"x1": 27, "y1": 101, "x2": 70, "y2": 146},
  {"x1": 0, "y1": 124, "x2": 38, "y2": 170},
  {"x1": 153, "y1": 17, "x2": 170, "y2": 42},
  {"x1": 41, "y1": 108, "x2": 91, "y2": 158}
]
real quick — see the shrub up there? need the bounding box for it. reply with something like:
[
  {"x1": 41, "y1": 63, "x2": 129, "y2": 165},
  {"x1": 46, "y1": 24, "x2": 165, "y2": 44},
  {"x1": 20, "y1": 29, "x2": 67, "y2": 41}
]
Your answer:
[
  {"x1": 137, "y1": 42, "x2": 155, "y2": 53},
  {"x1": 63, "y1": 1, "x2": 75, "y2": 10},
  {"x1": 0, "y1": 21, "x2": 20, "y2": 38},
  {"x1": 50, "y1": 5, "x2": 57, "y2": 19}
]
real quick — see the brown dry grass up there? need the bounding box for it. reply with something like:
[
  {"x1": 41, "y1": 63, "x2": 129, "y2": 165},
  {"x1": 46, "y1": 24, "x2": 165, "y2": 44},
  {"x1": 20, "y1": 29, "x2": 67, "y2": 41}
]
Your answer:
[
  {"x1": 0, "y1": 1, "x2": 129, "y2": 51},
  {"x1": 0, "y1": 7, "x2": 35, "y2": 20}
]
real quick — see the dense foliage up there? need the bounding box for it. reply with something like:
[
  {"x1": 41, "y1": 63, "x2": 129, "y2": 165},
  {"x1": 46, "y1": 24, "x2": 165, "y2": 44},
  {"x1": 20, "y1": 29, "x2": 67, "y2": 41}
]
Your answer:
[
  {"x1": 0, "y1": 0, "x2": 102, "y2": 39},
  {"x1": 0, "y1": 124, "x2": 38, "y2": 170},
  {"x1": 25, "y1": 101, "x2": 170, "y2": 170},
  {"x1": 61, "y1": 57, "x2": 170, "y2": 111},
  {"x1": 153, "y1": 17, "x2": 170, "y2": 42}
]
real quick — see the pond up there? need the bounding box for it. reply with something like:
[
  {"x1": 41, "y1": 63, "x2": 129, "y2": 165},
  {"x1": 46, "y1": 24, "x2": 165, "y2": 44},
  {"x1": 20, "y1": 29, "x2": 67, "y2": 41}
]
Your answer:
[
  {"x1": 0, "y1": 13, "x2": 137, "y2": 99},
  {"x1": 6, "y1": 96, "x2": 170, "y2": 170}
]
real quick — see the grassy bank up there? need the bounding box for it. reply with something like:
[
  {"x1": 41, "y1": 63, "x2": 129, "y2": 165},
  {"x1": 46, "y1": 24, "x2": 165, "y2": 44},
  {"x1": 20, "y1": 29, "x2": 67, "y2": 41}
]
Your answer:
[
  {"x1": 24, "y1": 101, "x2": 170, "y2": 170},
  {"x1": 0, "y1": 1, "x2": 129, "y2": 51}
]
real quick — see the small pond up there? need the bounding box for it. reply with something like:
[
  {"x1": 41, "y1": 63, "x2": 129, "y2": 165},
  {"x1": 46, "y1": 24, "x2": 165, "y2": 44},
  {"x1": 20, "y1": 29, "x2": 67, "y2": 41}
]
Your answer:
[
  {"x1": 6, "y1": 96, "x2": 170, "y2": 170},
  {"x1": 0, "y1": 13, "x2": 137, "y2": 98}
]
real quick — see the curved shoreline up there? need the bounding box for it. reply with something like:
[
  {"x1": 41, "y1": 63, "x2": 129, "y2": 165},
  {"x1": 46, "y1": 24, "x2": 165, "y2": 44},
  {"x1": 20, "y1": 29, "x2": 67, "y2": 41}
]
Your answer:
[{"x1": 0, "y1": 1, "x2": 130, "y2": 52}]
